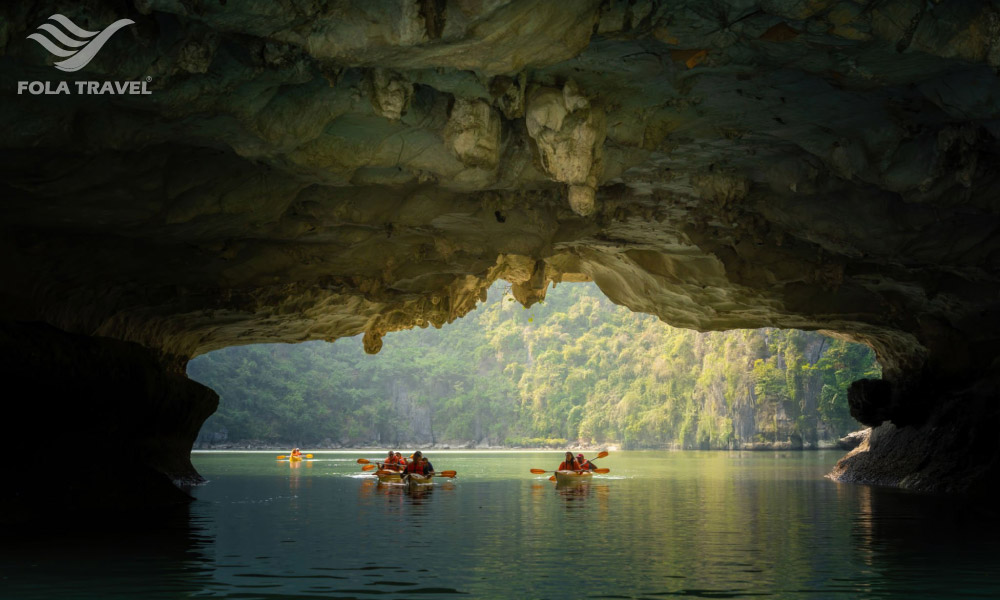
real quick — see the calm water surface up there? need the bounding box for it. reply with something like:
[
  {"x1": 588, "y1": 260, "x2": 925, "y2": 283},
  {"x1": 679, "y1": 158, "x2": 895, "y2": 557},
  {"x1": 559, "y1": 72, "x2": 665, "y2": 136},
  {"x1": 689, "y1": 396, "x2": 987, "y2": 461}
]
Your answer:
[{"x1": 3, "y1": 451, "x2": 998, "y2": 599}]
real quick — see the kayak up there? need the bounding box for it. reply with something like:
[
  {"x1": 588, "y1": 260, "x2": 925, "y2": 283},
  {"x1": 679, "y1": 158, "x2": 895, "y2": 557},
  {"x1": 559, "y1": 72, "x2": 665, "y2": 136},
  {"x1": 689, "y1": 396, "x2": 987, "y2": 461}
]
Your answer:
[
  {"x1": 376, "y1": 471, "x2": 403, "y2": 484},
  {"x1": 405, "y1": 473, "x2": 434, "y2": 491},
  {"x1": 554, "y1": 470, "x2": 592, "y2": 485}
]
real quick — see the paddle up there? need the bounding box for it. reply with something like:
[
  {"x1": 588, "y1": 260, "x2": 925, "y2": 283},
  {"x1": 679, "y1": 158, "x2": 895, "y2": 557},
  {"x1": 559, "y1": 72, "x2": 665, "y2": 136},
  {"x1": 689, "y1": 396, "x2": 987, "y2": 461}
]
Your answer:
[
  {"x1": 388, "y1": 470, "x2": 456, "y2": 478},
  {"x1": 568, "y1": 451, "x2": 609, "y2": 465},
  {"x1": 366, "y1": 462, "x2": 404, "y2": 472},
  {"x1": 360, "y1": 458, "x2": 406, "y2": 471},
  {"x1": 530, "y1": 468, "x2": 609, "y2": 474},
  {"x1": 392, "y1": 469, "x2": 457, "y2": 483},
  {"x1": 373, "y1": 468, "x2": 440, "y2": 476},
  {"x1": 365, "y1": 465, "x2": 408, "y2": 473},
  {"x1": 530, "y1": 452, "x2": 610, "y2": 475},
  {"x1": 530, "y1": 450, "x2": 609, "y2": 469}
]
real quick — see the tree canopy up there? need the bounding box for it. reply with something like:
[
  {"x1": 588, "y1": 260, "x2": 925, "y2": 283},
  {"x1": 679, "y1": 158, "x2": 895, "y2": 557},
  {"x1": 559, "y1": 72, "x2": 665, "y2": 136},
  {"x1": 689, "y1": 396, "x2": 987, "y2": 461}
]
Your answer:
[{"x1": 188, "y1": 282, "x2": 879, "y2": 449}]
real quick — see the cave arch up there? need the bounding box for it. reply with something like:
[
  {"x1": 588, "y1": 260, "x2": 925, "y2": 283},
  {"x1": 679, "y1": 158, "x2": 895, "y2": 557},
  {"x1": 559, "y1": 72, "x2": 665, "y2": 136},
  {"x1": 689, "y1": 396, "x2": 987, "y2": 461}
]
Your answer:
[{"x1": 185, "y1": 281, "x2": 881, "y2": 453}]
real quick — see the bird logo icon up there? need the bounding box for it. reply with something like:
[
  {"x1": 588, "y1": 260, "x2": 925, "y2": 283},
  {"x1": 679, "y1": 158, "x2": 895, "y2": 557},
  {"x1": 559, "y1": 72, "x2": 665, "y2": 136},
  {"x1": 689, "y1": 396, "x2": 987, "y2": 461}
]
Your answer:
[{"x1": 26, "y1": 13, "x2": 134, "y2": 73}]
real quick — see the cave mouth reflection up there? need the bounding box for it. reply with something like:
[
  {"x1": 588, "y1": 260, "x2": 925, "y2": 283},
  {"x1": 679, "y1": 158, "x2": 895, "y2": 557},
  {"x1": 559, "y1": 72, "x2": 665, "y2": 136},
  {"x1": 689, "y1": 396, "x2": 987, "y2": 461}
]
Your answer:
[
  {"x1": 187, "y1": 282, "x2": 880, "y2": 453},
  {"x1": 6, "y1": 452, "x2": 999, "y2": 600}
]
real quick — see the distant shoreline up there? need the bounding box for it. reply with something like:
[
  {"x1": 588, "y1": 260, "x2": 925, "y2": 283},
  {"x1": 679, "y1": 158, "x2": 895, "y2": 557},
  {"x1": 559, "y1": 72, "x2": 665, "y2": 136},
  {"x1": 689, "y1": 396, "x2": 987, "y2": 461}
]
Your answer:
[
  {"x1": 191, "y1": 442, "x2": 856, "y2": 453},
  {"x1": 193, "y1": 430, "x2": 869, "y2": 453}
]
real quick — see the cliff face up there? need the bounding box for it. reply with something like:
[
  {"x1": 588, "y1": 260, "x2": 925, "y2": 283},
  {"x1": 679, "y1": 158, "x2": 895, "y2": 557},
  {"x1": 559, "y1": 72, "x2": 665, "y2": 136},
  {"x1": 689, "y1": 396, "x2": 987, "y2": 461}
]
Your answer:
[{"x1": 1, "y1": 0, "x2": 999, "y2": 503}]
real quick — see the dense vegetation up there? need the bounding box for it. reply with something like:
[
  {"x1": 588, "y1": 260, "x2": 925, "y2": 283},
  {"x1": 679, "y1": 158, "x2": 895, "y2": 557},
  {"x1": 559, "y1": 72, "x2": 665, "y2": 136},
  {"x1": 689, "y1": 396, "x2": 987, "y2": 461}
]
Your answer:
[{"x1": 188, "y1": 283, "x2": 879, "y2": 449}]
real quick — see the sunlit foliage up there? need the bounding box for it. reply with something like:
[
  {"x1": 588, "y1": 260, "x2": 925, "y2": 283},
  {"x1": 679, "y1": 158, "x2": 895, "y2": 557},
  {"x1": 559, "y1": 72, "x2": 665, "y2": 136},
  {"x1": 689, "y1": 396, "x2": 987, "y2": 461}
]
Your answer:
[{"x1": 188, "y1": 283, "x2": 878, "y2": 448}]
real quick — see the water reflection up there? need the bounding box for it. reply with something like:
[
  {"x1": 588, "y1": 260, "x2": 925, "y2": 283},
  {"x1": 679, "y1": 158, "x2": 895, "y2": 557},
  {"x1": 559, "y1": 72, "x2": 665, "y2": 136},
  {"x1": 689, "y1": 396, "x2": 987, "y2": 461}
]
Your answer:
[
  {"x1": 10, "y1": 452, "x2": 999, "y2": 599},
  {"x1": 406, "y1": 484, "x2": 434, "y2": 503},
  {"x1": 0, "y1": 506, "x2": 214, "y2": 600},
  {"x1": 556, "y1": 480, "x2": 593, "y2": 507},
  {"x1": 841, "y1": 483, "x2": 1000, "y2": 597},
  {"x1": 406, "y1": 480, "x2": 456, "y2": 504},
  {"x1": 356, "y1": 477, "x2": 457, "y2": 507},
  {"x1": 850, "y1": 483, "x2": 876, "y2": 570},
  {"x1": 287, "y1": 464, "x2": 315, "y2": 505}
]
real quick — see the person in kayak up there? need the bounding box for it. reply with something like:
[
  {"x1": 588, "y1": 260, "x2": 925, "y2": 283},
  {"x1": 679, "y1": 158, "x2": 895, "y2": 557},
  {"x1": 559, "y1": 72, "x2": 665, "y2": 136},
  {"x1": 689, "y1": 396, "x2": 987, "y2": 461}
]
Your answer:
[
  {"x1": 395, "y1": 451, "x2": 408, "y2": 467},
  {"x1": 577, "y1": 453, "x2": 597, "y2": 471},
  {"x1": 557, "y1": 451, "x2": 581, "y2": 472},
  {"x1": 379, "y1": 450, "x2": 399, "y2": 471},
  {"x1": 404, "y1": 451, "x2": 433, "y2": 475},
  {"x1": 291, "y1": 448, "x2": 302, "y2": 458}
]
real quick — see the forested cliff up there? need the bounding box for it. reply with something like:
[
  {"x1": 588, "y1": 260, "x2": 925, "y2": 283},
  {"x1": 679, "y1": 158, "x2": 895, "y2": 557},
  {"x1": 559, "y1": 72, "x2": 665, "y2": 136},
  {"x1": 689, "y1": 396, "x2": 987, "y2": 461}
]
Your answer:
[{"x1": 188, "y1": 283, "x2": 878, "y2": 449}]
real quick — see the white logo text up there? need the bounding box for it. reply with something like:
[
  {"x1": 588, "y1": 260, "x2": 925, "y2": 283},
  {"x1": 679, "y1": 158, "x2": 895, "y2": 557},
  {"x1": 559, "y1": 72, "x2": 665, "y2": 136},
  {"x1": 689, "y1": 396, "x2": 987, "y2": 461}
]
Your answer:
[{"x1": 17, "y1": 80, "x2": 152, "y2": 95}]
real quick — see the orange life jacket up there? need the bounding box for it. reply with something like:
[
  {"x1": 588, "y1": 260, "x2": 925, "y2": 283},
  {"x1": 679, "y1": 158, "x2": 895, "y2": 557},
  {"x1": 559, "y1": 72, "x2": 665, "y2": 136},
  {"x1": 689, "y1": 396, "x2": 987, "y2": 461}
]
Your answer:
[
  {"x1": 557, "y1": 460, "x2": 580, "y2": 471},
  {"x1": 404, "y1": 461, "x2": 428, "y2": 475}
]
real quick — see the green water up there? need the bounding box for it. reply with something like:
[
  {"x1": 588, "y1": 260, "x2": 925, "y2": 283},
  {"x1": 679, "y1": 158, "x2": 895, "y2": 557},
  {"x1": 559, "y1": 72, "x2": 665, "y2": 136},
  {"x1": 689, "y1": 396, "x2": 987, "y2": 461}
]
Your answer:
[{"x1": 3, "y1": 451, "x2": 998, "y2": 599}]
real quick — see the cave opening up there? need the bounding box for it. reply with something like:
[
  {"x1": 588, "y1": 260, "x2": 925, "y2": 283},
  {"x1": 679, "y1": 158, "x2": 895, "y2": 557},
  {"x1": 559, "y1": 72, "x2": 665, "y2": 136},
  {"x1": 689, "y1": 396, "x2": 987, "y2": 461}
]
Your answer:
[{"x1": 186, "y1": 281, "x2": 880, "y2": 454}]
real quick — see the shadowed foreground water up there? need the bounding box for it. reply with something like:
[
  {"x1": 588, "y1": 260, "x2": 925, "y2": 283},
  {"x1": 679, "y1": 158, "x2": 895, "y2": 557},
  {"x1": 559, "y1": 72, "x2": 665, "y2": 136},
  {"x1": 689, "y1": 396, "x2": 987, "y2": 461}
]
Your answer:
[{"x1": 2, "y1": 451, "x2": 998, "y2": 599}]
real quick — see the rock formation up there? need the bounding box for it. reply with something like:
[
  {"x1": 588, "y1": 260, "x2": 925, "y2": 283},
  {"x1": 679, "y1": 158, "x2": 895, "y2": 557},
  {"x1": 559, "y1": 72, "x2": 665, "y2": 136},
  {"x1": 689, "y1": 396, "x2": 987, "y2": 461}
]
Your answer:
[
  {"x1": 1, "y1": 0, "x2": 999, "y2": 510},
  {"x1": 525, "y1": 81, "x2": 607, "y2": 215}
]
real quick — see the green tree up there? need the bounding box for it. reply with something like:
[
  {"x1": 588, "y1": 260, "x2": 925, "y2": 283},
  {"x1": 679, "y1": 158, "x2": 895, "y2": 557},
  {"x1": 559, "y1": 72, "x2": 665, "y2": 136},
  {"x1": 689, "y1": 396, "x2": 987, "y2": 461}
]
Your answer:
[{"x1": 188, "y1": 283, "x2": 878, "y2": 448}]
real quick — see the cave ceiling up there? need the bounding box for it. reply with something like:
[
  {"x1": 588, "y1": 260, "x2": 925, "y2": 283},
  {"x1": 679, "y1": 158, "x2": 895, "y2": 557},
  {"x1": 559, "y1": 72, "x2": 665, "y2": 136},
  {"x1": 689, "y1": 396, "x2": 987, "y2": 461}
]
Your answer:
[{"x1": 1, "y1": 0, "x2": 1000, "y2": 386}]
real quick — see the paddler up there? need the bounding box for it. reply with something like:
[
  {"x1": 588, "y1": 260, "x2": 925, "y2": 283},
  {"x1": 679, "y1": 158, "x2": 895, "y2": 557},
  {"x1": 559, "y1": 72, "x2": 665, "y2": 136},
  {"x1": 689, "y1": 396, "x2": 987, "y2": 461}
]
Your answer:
[
  {"x1": 557, "y1": 451, "x2": 581, "y2": 472},
  {"x1": 291, "y1": 448, "x2": 302, "y2": 458},
  {"x1": 403, "y1": 451, "x2": 433, "y2": 476},
  {"x1": 577, "y1": 453, "x2": 597, "y2": 471},
  {"x1": 379, "y1": 450, "x2": 398, "y2": 471},
  {"x1": 395, "y1": 451, "x2": 408, "y2": 467}
]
